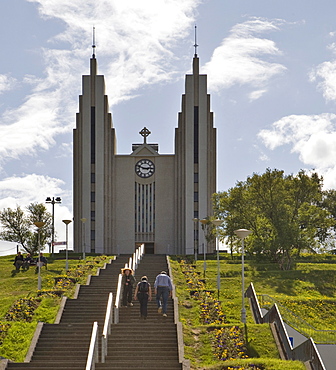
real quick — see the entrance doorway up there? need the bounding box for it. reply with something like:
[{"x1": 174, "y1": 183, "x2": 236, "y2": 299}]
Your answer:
[{"x1": 144, "y1": 243, "x2": 155, "y2": 254}]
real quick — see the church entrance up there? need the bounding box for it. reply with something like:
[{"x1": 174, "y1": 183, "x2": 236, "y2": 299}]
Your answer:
[{"x1": 144, "y1": 243, "x2": 155, "y2": 254}]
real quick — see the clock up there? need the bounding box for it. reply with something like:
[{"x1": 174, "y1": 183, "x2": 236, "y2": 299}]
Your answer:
[{"x1": 135, "y1": 159, "x2": 155, "y2": 178}]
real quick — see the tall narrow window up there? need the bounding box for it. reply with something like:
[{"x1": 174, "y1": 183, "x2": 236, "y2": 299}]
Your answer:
[{"x1": 90, "y1": 107, "x2": 95, "y2": 164}]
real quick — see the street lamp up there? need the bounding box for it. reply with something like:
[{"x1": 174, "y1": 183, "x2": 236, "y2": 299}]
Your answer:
[
  {"x1": 212, "y1": 219, "x2": 223, "y2": 300},
  {"x1": 46, "y1": 197, "x2": 61, "y2": 255},
  {"x1": 34, "y1": 221, "x2": 45, "y2": 290},
  {"x1": 80, "y1": 218, "x2": 87, "y2": 260},
  {"x1": 200, "y1": 219, "x2": 208, "y2": 278},
  {"x1": 192, "y1": 218, "x2": 199, "y2": 261},
  {"x1": 62, "y1": 220, "x2": 72, "y2": 271},
  {"x1": 234, "y1": 228, "x2": 252, "y2": 324}
]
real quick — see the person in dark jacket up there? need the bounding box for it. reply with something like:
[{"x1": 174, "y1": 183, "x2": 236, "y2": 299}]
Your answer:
[
  {"x1": 13, "y1": 252, "x2": 24, "y2": 270},
  {"x1": 22, "y1": 253, "x2": 34, "y2": 270},
  {"x1": 134, "y1": 276, "x2": 152, "y2": 319},
  {"x1": 121, "y1": 267, "x2": 136, "y2": 307}
]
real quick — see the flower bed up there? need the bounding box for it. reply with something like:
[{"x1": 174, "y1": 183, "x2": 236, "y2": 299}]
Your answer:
[
  {"x1": 179, "y1": 259, "x2": 252, "y2": 367},
  {"x1": 213, "y1": 326, "x2": 248, "y2": 361},
  {"x1": 200, "y1": 291, "x2": 226, "y2": 325},
  {"x1": 5, "y1": 297, "x2": 41, "y2": 322}
]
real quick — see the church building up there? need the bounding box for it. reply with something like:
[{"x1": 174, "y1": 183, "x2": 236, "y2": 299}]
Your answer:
[{"x1": 73, "y1": 48, "x2": 217, "y2": 255}]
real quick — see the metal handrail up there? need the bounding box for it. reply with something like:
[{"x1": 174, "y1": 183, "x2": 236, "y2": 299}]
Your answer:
[
  {"x1": 246, "y1": 283, "x2": 326, "y2": 369},
  {"x1": 114, "y1": 273, "x2": 123, "y2": 324},
  {"x1": 113, "y1": 246, "x2": 143, "y2": 326},
  {"x1": 101, "y1": 292, "x2": 113, "y2": 363},
  {"x1": 85, "y1": 321, "x2": 98, "y2": 370}
]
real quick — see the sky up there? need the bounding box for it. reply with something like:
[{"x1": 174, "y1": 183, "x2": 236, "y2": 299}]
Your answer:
[{"x1": 1, "y1": 0, "x2": 336, "y2": 251}]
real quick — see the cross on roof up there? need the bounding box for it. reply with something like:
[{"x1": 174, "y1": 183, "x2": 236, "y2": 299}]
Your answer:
[{"x1": 139, "y1": 127, "x2": 151, "y2": 143}]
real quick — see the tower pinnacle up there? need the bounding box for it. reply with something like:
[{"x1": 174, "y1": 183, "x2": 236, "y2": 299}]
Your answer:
[
  {"x1": 92, "y1": 26, "x2": 96, "y2": 58},
  {"x1": 194, "y1": 24, "x2": 198, "y2": 57}
]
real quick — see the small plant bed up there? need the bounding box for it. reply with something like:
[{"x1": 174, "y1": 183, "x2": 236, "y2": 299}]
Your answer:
[{"x1": 5, "y1": 297, "x2": 41, "y2": 322}]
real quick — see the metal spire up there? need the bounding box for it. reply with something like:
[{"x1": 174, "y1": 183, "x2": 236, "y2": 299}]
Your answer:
[
  {"x1": 194, "y1": 24, "x2": 198, "y2": 57},
  {"x1": 92, "y1": 26, "x2": 96, "y2": 58}
]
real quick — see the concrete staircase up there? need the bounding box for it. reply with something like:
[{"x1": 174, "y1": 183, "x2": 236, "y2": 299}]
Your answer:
[
  {"x1": 5, "y1": 254, "x2": 183, "y2": 370},
  {"x1": 96, "y1": 254, "x2": 182, "y2": 369}
]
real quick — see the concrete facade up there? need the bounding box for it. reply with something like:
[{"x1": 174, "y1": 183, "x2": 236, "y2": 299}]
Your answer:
[{"x1": 73, "y1": 52, "x2": 217, "y2": 255}]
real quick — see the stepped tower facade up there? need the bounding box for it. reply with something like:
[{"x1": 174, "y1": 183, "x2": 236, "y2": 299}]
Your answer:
[{"x1": 73, "y1": 51, "x2": 217, "y2": 255}]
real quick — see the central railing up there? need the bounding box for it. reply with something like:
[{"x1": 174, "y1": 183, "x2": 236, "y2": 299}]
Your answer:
[
  {"x1": 86, "y1": 244, "x2": 144, "y2": 368},
  {"x1": 114, "y1": 244, "x2": 144, "y2": 324},
  {"x1": 101, "y1": 292, "x2": 114, "y2": 362},
  {"x1": 86, "y1": 321, "x2": 98, "y2": 370}
]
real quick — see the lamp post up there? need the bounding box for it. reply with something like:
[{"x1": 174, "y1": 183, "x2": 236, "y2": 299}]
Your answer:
[
  {"x1": 62, "y1": 220, "x2": 72, "y2": 271},
  {"x1": 34, "y1": 221, "x2": 45, "y2": 290},
  {"x1": 192, "y1": 218, "x2": 199, "y2": 261},
  {"x1": 80, "y1": 218, "x2": 87, "y2": 260},
  {"x1": 234, "y1": 228, "x2": 252, "y2": 324},
  {"x1": 212, "y1": 219, "x2": 223, "y2": 300},
  {"x1": 200, "y1": 219, "x2": 208, "y2": 278},
  {"x1": 46, "y1": 197, "x2": 61, "y2": 256}
]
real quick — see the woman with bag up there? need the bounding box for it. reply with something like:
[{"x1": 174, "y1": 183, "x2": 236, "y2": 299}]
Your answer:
[{"x1": 121, "y1": 267, "x2": 136, "y2": 307}]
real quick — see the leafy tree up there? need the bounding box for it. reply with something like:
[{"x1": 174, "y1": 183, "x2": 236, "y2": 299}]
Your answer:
[
  {"x1": 0, "y1": 203, "x2": 52, "y2": 255},
  {"x1": 213, "y1": 169, "x2": 335, "y2": 269},
  {"x1": 321, "y1": 189, "x2": 336, "y2": 231}
]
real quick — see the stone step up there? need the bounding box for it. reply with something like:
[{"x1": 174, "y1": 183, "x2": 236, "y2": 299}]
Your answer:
[
  {"x1": 31, "y1": 354, "x2": 88, "y2": 360},
  {"x1": 62, "y1": 304, "x2": 108, "y2": 309},
  {"x1": 106, "y1": 354, "x2": 179, "y2": 361},
  {"x1": 39, "y1": 324, "x2": 92, "y2": 333},
  {"x1": 38, "y1": 331, "x2": 91, "y2": 338},
  {"x1": 7, "y1": 361, "x2": 86, "y2": 367},
  {"x1": 96, "y1": 360, "x2": 182, "y2": 369},
  {"x1": 61, "y1": 306, "x2": 108, "y2": 311},
  {"x1": 97, "y1": 366, "x2": 181, "y2": 370},
  {"x1": 59, "y1": 317, "x2": 105, "y2": 323},
  {"x1": 107, "y1": 334, "x2": 177, "y2": 340},
  {"x1": 7, "y1": 366, "x2": 85, "y2": 370},
  {"x1": 33, "y1": 342, "x2": 90, "y2": 348}
]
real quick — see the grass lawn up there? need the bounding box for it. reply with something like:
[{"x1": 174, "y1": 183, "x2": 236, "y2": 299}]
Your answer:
[
  {"x1": 169, "y1": 253, "x2": 336, "y2": 370},
  {"x1": 0, "y1": 252, "x2": 335, "y2": 369}
]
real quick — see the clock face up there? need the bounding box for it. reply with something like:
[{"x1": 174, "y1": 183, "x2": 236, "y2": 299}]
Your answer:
[{"x1": 135, "y1": 159, "x2": 155, "y2": 178}]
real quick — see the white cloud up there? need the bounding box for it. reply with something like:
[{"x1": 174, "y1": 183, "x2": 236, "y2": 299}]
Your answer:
[
  {"x1": 203, "y1": 17, "x2": 286, "y2": 97},
  {"x1": 0, "y1": 174, "x2": 65, "y2": 209},
  {"x1": 310, "y1": 60, "x2": 336, "y2": 102},
  {"x1": 0, "y1": 0, "x2": 199, "y2": 167},
  {"x1": 249, "y1": 89, "x2": 267, "y2": 101},
  {"x1": 0, "y1": 74, "x2": 16, "y2": 94},
  {"x1": 258, "y1": 113, "x2": 336, "y2": 188}
]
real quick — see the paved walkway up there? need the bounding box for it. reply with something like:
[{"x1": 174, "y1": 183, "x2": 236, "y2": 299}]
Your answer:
[
  {"x1": 315, "y1": 345, "x2": 336, "y2": 370},
  {"x1": 284, "y1": 323, "x2": 336, "y2": 370}
]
